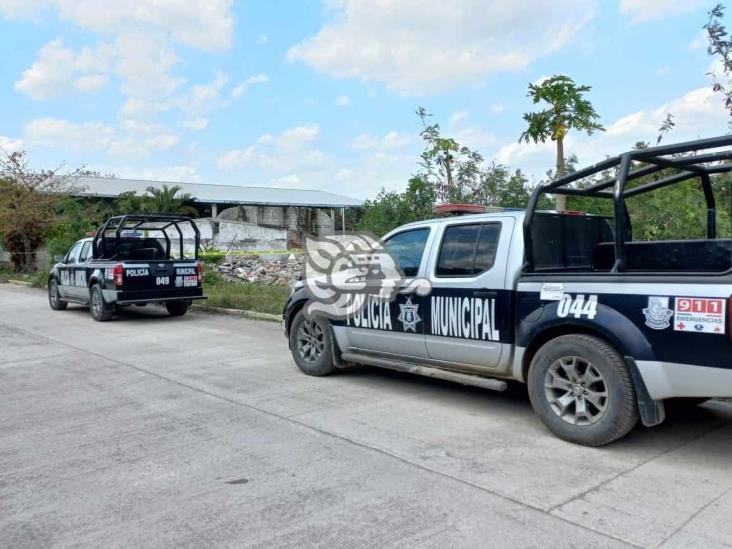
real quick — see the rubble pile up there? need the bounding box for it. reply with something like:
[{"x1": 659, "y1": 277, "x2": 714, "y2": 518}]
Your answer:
[{"x1": 218, "y1": 254, "x2": 304, "y2": 286}]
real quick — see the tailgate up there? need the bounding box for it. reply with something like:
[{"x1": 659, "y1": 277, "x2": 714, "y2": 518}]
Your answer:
[{"x1": 118, "y1": 261, "x2": 203, "y2": 301}]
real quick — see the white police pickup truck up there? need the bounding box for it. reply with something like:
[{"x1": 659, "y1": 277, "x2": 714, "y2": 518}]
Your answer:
[{"x1": 283, "y1": 136, "x2": 732, "y2": 446}]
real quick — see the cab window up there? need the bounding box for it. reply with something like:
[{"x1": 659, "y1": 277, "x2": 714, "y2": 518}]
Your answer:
[
  {"x1": 436, "y1": 223, "x2": 501, "y2": 277},
  {"x1": 385, "y1": 228, "x2": 430, "y2": 277},
  {"x1": 65, "y1": 242, "x2": 83, "y2": 264}
]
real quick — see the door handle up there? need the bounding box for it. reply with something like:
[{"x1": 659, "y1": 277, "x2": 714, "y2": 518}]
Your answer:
[{"x1": 474, "y1": 290, "x2": 497, "y2": 299}]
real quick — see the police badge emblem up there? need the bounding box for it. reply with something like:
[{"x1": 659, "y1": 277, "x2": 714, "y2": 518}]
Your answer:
[
  {"x1": 642, "y1": 296, "x2": 673, "y2": 330},
  {"x1": 397, "y1": 297, "x2": 421, "y2": 332}
]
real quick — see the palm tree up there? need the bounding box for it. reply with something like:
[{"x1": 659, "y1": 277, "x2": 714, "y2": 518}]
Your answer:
[
  {"x1": 143, "y1": 184, "x2": 197, "y2": 215},
  {"x1": 519, "y1": 75, "x2": 604, "y2": 211}
]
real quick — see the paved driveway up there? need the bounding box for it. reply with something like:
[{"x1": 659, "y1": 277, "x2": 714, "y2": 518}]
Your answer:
[{"x1": 1, "y1": 284, "x2": 731, "y2": 548}]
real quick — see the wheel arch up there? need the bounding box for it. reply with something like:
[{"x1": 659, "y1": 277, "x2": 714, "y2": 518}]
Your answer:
[{"x1": 517, "y1": 302, "x2": 656, "y2": 382}]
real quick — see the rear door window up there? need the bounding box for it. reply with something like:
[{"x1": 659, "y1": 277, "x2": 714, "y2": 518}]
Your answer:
[
  {"x1": 436, "y1": 223, "x2": 501, "y2": 277},
  {"x1": 78, "y1": 242, "x2": 91, "y2": 263}
]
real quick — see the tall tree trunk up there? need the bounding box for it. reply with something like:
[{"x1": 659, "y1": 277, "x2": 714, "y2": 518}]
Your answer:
[
  {"x1": 21, "y1": 233, "x2": 32, "y2": 273},
  {"x1": 445, "y1": 157, "x2": 454, "y2": 202},
  {"x1": 555, "y1": 137, "x2": 567, "y2": 212}
]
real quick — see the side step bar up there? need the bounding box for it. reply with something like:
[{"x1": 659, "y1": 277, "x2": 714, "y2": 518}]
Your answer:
[{"x1": 340, "y1": 352, "x2": 508, "y2": 392}]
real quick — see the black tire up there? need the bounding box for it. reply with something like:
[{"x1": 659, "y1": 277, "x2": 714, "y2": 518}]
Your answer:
[
  {"x1": 48, "y1": 279, "x2": 67, "y2": 311},
  {"x1": 289, "y1": 309, "x2": 336, "y2": 376},
  {"x1": 89, "y1": 284, "x2": 113, "y2": 322},
  {"x1": 165, "y1": 300, "x2": 190, "y2": 317},
  {"x1": 527, "y1": 334, "x2": 638, "y2": 446}
]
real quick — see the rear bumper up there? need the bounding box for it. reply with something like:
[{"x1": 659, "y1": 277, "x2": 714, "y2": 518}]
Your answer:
[
  {"x1": 104, "y1": 288, "x2": 205, "y2": 305},
  {"x1": 636, "y1": 360, "x2": 732, "y2": 399}
]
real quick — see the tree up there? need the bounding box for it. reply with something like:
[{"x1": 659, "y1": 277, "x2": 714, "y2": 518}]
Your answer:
[
  {"x1": 417, "y1": 107, "x2": 483, "y2": 203},
  {"x1": 114, "y1": 191, "x2": 146, "y2": 215},
  {"x1": 705, "y1": 4, "x2": 732, "y2": 117},
  {"x1": 142, "y1": 184, "x2": 196, "y2": 215},
  {"x1": 519, "y1": 75, "x2": 604, "y2": 211},
  {"x1": 0, "y1": 151, "x2": 82, "y2": 271},
  {"x1": 358, "y1": 177, "x2": 437, "y2": 235},
  {"x1": 45, "y1": 197, "x2": 110, "y2": 260}
]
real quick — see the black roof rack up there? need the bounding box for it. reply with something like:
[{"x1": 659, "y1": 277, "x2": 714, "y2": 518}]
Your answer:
[
  {"x1": 93, "y1": 214, "x2": 200, "y2": 260},
  {"x1": 523, "y1": 135, "x2": 732, "y2": 273}
]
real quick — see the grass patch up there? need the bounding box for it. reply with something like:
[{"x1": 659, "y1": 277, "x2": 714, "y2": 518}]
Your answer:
[
  {"x1": 0, "y1": 268, "x2": 48, "y2": 288},
  {"x1": 203, "y1": 272, "x2": 290, "y2": 315}
]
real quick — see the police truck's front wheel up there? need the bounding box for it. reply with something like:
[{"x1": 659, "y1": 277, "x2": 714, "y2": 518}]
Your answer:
[
  {"x1": 48, "y1": 279, "x2": 67, "y2": 311},
  {"x1": 527, "y1": 334, "x2": 638, "y2": 446},
  {"x1": 289, "y1": 309, "x2": 335, "y2": 376}
]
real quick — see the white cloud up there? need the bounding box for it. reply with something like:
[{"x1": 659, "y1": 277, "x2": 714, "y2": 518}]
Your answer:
[
  {"x1": 688, "y1": 30, "x2": 707, "y2": 51},
  {"x1": 494, "y1": 86, "x2": 730, "y2": 180},
  {"x1": 180, "y1": 117, "x2": 209, "y2": 131},
  {"x1": 9, "y1": 0, "x2": 236, "y2": 137},
  {"x1": 25, "y1": 117, "x2": 115, "y2": 151},
  {"x1": 15, "y1": 39, "x2": 115, "y2": 99},
  {"x1": 349, "y1": 131, "x2": 413, "y2": 151},
  {"x1": 0, "y1": 135, "x2": 23, "y2": 153},
  {"x1": 217, "y1": 124, "x2": 324, "y2": 170},
  {"x1": 134, "y1": 165, "x2": 201, "y2": 183},
  {"x1": 74, "y1": 73, "x2": 108, "y2": 92},
  {"x1": 231, "y1": 74, "x2": 269, "y2": 99},
  {"x1": 24, "y1": 117, "x2": 179, "y2": 156},
  {"x1": 447, "y1": 110, "x2": 497, "y2": 149},
  {"x1": 490, "y1": 103, "x2": 506, "y2": 115},
  {"x1": 619, "y1": 0, "x2": 705, "y2": 24},
  {"x1": 287, "y1": 0, "x2": 593, "y2": 94},
  {"x1": 335, "y1": 95, "x2": 351, "y2": 107},
  {"x1": 3, "y1": 0, "x2": 234, "y2": 51}
]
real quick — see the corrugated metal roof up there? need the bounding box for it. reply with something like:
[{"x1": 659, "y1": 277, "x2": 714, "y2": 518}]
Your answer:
[{"x1": 73, "y1": 176, "x2": 363, "y2": 208}]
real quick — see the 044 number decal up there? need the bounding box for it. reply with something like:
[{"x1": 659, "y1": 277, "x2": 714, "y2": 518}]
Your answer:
[{"x1": 557, "y1": 294, "x2": 598, "y2": 319}]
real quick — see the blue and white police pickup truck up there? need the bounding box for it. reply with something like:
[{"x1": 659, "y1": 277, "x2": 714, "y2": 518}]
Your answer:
[
  {"x1": 48, "y1": 214, "x2": 205, "y2": 321},
  {"x1": 283, "y1": 136, "x2": 732, "y2": 446}
]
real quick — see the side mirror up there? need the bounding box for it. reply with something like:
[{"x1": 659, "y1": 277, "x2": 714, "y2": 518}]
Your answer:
[{"x1": 54, "y1": 255, "x2": 64, "y2": 263}]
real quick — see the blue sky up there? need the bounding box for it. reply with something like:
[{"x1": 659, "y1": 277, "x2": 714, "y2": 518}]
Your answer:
[{"x1": 0, "y1": 0, "x2": 728, "y2": 200}]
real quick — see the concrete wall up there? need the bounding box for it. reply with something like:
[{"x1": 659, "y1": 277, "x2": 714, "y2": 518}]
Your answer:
[
  {"x1": 176, "y1": 218, "x2": 287, "y2": 253},
  {"x1": 217, "y1": 205, "x2": 335, "y2": 235}
]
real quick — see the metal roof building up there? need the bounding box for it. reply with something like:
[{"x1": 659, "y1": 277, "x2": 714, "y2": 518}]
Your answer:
[{"x1": 73, "y1": 176, "x2": 363, "y2": 208}]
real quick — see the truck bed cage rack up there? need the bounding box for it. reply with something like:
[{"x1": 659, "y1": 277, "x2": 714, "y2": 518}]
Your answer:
[
  {"x1": 92, "y1": 214, "x2": 201, "y2": 260},
  {"x1": 523, "y1": 135, "x2": 732, "y2": 273}
]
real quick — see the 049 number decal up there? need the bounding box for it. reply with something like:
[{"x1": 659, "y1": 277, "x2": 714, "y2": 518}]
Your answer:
[
  {"x1": 557, "y1": 294, "x2": 598, "y2": 319},
  {"x1": 155, "y1": 276, "x2": 170, "y2": 286}
]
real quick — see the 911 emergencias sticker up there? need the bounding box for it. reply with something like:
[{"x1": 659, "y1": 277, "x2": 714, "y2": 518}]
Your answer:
[{"x1": 674, "y1": 297, "x2": 726, "y2": 335}]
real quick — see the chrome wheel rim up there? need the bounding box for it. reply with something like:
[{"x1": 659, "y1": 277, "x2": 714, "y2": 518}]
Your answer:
[
  {"x1": 91, "y1": 290, "x2": 102, "y2": 317},
  {"x1": 296, "y1": 319, "x2": 325, "y2": 363},
  {"x1": 544, "y1": 356, "x2": 608, "y2": 426},
  {"x1": 49, "y1": 281, "x2": 58, "y2": 306}
]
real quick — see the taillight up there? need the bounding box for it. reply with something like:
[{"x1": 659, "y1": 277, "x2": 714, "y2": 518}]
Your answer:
[
  {"x1": 196, "y1": 261, "x2": 204, "y2": 283},
  {"x1": 113, "y1": 263, "x2": 123, "y2": 286}
]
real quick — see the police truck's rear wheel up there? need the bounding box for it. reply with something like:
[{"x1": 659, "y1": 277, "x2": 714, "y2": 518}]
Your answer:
[
  {"x1": 48, "y1": 279, "x2": 67, "y2": 311},
  {"x1": 290, "y1": 309, "x2": 335, "y2": 376},
  {"x1": 527, "y1": 334, "x2": 638, "y2": 446},
  {"x1": 165, "y1": 300, "x2": 190, "y2": 317},
  {"x1": 89, "y1": 284, "x2": 113, "y2": 322}
]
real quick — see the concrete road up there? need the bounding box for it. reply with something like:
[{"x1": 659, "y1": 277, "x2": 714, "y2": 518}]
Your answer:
[{"x1": 2, "y1": 284, "x2": 732, "y2": 548}]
